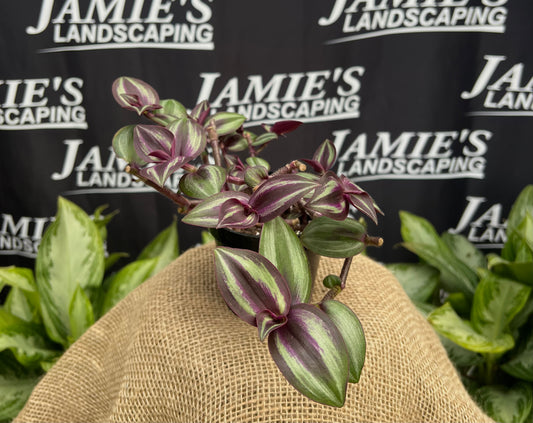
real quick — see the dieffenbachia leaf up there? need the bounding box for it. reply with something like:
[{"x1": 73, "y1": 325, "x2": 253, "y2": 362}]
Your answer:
[
  {"x1": 0, "y1": 267, "x2": 35, "y2": 293},
  {"x1": 100, "y1": 258, "x2": 158, "y2": 317},
  {"x1": 68, "y1": 285, "x2": 94, "y2": 345},
  {"x1": 137, "y1": 218, "x2": 179, "y2": 276},
  {"x1": 268, "y1": 303, "x2": 349, "y2": 408},
  {"x1": 206, "y1": 112, "x2": 246, "y2": 136},
  {"x1": 501, "y1": 330, "x2": 533, "y2": 382},
  {"x1": 399, "y1": 211, "x2": 478, "y2": 297},
  {"x1": 0, "y1": 309, "x2": 60, "y2": 367},
  {"x1": 259, "y1": 217, "x2": 312, "y2": 304},
  {"x1": 182, "y1": 191, "x2": 251, "y2": 228},
  {"x1": 471, "y1": 271, "x2": 531, "y2": 343},
  {"x1": 441, "y1": 232, "x2": 487, "y2": 273},
  {"x1": 320, "y1": 300, "x2": 366, "y2": 383},
  {"x1": 4, "y1": 287, "x2": 41, "y2": 325},
  {"x1": 179, "y1": 165, "x2": 227, "y2": 199},
  {"x1": 35, "y1": 197, "x2": 104, "y2": 346},
  {"x1": 474, "y1": 383, "x2": 532, "y2": 423},
  {"x1": 502, "y1": 185, "x2": 533, "y2": 261},
  {"x1": 0, "y1": 351, "x2": 42, "y2": 422},
  {"x1": 300, "y1": 217, "x2": 366, "y2": 258},
  {"x1": 488, "y1": 254, "x2": 533, "y2": 286},
  {"x1": 249, "y1": 174, "x2": 318, "y2": 223},
  {"x1": 428, "y1": 303, "x2": 514, "y2": 354},
  {"x1": 214, "y1": 247, "x2": 291, "y2": 326},
  {"x1": 385, "y1": 263, "x2": 439, "y2": 303}
]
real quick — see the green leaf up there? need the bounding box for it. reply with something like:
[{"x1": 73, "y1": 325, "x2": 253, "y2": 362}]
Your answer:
[
  {"x1": 35, "y1": 197, "x2": 105, "y2": 346},
  {"x1": 68, "y1": 285, "x2": 94, "y2": 345},
  {"x1": 446, "y1": 292, "x2": 471, "y2": 317},
  {"x1": 399, "y1": 211, "x2": 478, "y2": 297},
  {"x1": 104, "y1": 252, "x2": 129, "y2": 272},
  {"x1": 438, "y1": 335, "x2": 483, "y2": 368},
  {"x1": 428, "y1": 303, "x2": 514, "y2": 354},
  {"x1": 91, "y1": 204, "x2": 119, "y2": 243},
  {"x1": 154, "y1": 99, "x2": 188, "y2": 120},
  {"x1": 0, "y1": 351, "x2": 42, "y2": 421},
  {"x1": 206, "y1": 112, "x2": 246, "y2": 136},
  {"x1": 385, "y1": 263, "x2": 438, "y2": 303},
  {"x1": 475, "y1": 383, "x2": 533, "y2": 423},
  {"x1": 501, "y1": 330, "x2": 533, "y2": 382},
  {"x1": 488, "y1": 254, "x2": 533, "y2": 286},
  {"x1": 100, "y1": 258, "x2": 158, "y2": 316},
  {"x1": 300, "y1": 217, "x2": 366, "y2": 258},
  {"x1": 245, "y1": 156, "x2": 270, "y2": 171},
  {"x1": 4, "y1": 287, "x2": 41, "y2": 324},
  {"x1": 137, "y1": 219, "x2": 179, "y2": 276},
  {"x1": 503, "y1": 185, "x2": 533, "y2": 261},
  {"x1": 320, "y1": 300, "x2": 366, "y2": 383},
  {"x1": 0, "y1": 267, "x2": 35, "y2": 292},
  {"x1": 112, "y1": 124, "x2": 145, "y2": 165},
  {"x1": 179, "y1": 165, "x2": 227, "y2": 199},
  {"x1": 0, "y1": 309, "x2": 60, "y2": 367},
  {"x1": 471, "y1": 271, "x2": 531, "y2": 342},
  {"x1": 251, "y1": 132, "x2": 278, "y2": 147},
  {"x1": 442, "y1": 232, "x2": 487, "y2": 272},
  {"x1": 259, "y1": 217, "x2": 312, "y2": 304}
]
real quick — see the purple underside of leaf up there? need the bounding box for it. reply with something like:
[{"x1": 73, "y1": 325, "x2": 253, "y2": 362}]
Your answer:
[
  {"x1": 270, "y1": 120, "x2": 302, "y2": 136},
  {"x1": 249, "y1": 175, "x2": 318, "y2": 222},
  {"x1": 257, "y1": 310, "x2": 288, "y2": 341},
  {"x1": 214, "y1": 248, "x2": 291, "y2": 326},
  {"x1": 148, "y1": 150, "x2": 171, "y2": 161},
  {"x1": 168, "y1": 119, "x2": 207, "y2": 158},
  {"x1": 267, "y1": 303, "x2": 349, "y2": 408},
  {"x1": 305, "y1": 181, "x2": 348, "y2": 220},
  {"x1": 300, "y1": 159, "x2": 325, "y2": 174},
  {"x1": 140, "y1": 157, "x2": 187, "y2": 186},
  {"x1": 347, "y1": 193, "x2": 378, "y2": 224},
  {"x1": 217, "y1": 200, "x2": 259, "y2": 229},
  {"x1": 134, "y1": 125, "x2": 174, "y2": 163}
]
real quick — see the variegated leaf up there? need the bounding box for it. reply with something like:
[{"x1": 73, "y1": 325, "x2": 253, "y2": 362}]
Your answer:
[
  {"x1": 112, "y1": 76, "x2": 160, "y2": 115},
  {"x1": 214, "y1": 247, "x2": 291, "y2": 326},
  {"x1": 304, "y1": 175, "x2": 348, "y2": 220},
  {"x1": 134, "y1": 125, "x2": 173, "y2": 163},
  {"x1": 321, "y1": 300, "x2": 366, "y2": 383},
  {"x1": 167, "y1": 117, "x2": 207, "y2": 158},
  {"x1": 179, "y1": 165, "x2": 227, "y2": 199},
  {"x1": 182, "y1": 192, "x2": 251, "y2": 228},
  {"x1": 217, "y1": 199, "x2": 259, "y2": 229},
  {"x1": 268, "y1": 303, "x2": 349, "y2": 407},
  {"x1": 249, "y1": 174, "x2": 318, "y2": 222},
  {"x1": 206, "y1": 112, "x2": 246, "y2": 136},
  {"x1": 259, "y1": 217, "x2": 312, "y2": 304}
]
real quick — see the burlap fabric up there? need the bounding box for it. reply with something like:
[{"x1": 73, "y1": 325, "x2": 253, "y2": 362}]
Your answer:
[{"x1": 15, "y1": 244, "x2": 493, "y2": 423}]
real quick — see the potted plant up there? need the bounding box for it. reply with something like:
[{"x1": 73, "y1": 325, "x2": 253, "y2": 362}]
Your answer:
[
  {"x1": 386, "y1": 185, "x2": 533, "y2": 423},
  {"x1": 110, "y1": 76, "x2": 384, "y2": 407}
]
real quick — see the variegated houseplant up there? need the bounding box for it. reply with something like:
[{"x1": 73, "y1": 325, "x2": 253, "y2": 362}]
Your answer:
[{"x1": 111, "y1": 76, "x2": 384, "y2": 407}]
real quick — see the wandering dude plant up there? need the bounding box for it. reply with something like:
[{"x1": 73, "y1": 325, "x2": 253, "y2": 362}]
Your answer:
[{"x1": 111, "y1": 76, "x2": 384, "y2": 407}]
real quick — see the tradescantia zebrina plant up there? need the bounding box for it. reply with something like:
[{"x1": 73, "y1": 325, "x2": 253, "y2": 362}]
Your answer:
[{"x1": 111, "y1": 76, "x2": 384, "y2": 407}]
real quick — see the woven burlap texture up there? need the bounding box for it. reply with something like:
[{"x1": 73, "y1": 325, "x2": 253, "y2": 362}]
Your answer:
[{"x1": 15, "y1": 243, "x2": 493, "y2": 423}]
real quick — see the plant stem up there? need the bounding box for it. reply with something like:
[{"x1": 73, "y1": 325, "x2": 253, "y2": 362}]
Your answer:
[
  {"x1": 271, "y1": 160, "x2": 307, "y2": 177},
  {"x1": 320, "y1": 256, "x2": 354, "y2": 303},
  {"x1": 206, "y1": 121, "x2": 223, "y2": 167},
  {"x1": 126, "y1": 165, "x2": 192, "y2": 212}
]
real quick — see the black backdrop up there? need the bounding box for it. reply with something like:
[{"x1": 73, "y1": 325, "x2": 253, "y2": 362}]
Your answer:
[{"x1": 1, "y1": 0, "x2": 532, "y2": 269}]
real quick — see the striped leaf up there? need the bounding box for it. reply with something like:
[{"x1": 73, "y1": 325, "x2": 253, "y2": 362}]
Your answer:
[
  {"x1": 474, "y1": 383, "x2": 532, "y2": 423},
  {"x1": 217, "y1": 199, "x2": 259, "y2": 229},
  {"x1": 320, "y1": 300, "x2": 366, "y2": 383},
  {"x1": 268, "y1": 303, "x2": 349, "y2": 407},
  {"x1": 182, "y1": 192, "x2": 251, "y2": 227},
  {"x1": 304, "y1": 174, "x2": 348, "y2": 220},
  {"x1": 249, "y1": 174, "x2": 318, "y2": 222},
  {"x1": 167, "y1": 118, "x2": 207, "y2": 158},
  {"x1": 300, "y1": 217, "x2": 366, "y2": 258},
  {"x1": 134, "y1": 124, "x2": 174, "y2": 163},
  {"x1": 303, "y1": 139, "x2": 337, "y2": 173},
  {"x1": 259, "y1": 217, "x2": 312, "y2": 304},
  {"x1": 112, "y1": 76, "x2": 160, "y2": 115},
  {"x1": 206, "y1": 112, "x2": 246, "y2": 136},
  {"x1": 214, "y1": 247, "x2": 291, "y2": 326},
  {"x1": 179, "y1": 165, "x2": 227, "y2": 199}
]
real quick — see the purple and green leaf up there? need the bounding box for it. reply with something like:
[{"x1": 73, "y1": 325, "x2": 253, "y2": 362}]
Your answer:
[
  {"x1": 179, "y1": 165, "x2": 227, "y2": 199},
  {"x1": 112, "y1": 76, "x2": 160, "y2": 115},
  {"x1": 182, "y1": 192, "x2": 251, "y2": 228},
  {"x1": 268, "y1": 303, "x2": 349, "y2": 407},
  {"x1": 214, "y1": 247, "x2": 291, "y2": 326}
]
